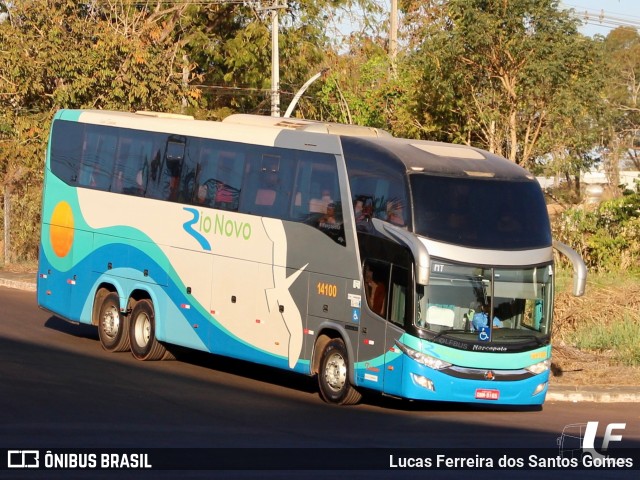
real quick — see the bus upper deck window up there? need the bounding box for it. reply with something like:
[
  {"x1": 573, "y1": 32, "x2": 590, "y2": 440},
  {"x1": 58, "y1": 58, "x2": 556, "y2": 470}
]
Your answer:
[{"x1": 256, "y1": 155, "x2": 280, "y2": 207}]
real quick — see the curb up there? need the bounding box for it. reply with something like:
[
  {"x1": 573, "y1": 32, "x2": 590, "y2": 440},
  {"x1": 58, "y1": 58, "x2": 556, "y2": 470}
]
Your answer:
[
  {"x1": 1, "y1": 273, "x2": 638, "y2": 403},
  {"x1": 546, "y1": 386, "x2": 640, "y2": 403},
  {"x1": 0, "y1": 276, "x2": 36, "y2": 292}
]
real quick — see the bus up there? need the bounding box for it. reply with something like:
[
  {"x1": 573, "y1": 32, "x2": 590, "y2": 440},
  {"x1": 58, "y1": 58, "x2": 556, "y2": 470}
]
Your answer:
[{"x1": 37, "y1": 109, "x2": 586, "y2": 406}]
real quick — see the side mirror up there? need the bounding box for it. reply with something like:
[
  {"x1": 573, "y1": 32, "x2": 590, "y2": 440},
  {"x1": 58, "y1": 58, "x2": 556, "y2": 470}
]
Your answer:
[{"x1": 553, "y1": 241, "x2": 587, "y2": 297}]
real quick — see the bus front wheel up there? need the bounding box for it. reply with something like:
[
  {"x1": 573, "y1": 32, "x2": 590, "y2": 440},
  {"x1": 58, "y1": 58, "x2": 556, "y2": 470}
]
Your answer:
[
  {"x1": 318, "y1": 338, "x2": 362, "y2": 406},
  {"x1": 129, "y1": 299, "x2": 167, "y2": 361},
  {"x1": 97, "y1": 291, "x2": 130, "y2": 352}
]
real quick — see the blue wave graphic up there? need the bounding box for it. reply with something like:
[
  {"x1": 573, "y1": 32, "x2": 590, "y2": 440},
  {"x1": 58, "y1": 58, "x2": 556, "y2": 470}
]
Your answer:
[
  {"x1": 182, "y1": 207, "x2": 211, "y2": 251},
  {"x1": 37, "y1": 242, "x2": 310, "y2": 374}
]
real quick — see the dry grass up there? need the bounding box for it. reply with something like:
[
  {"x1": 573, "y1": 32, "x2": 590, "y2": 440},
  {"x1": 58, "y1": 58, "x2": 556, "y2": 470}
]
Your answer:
[
  {"x1": 551, "y1": 275, "x2": 640, "y2": 386},
  {"x1": 0, "y1": 260, "x2": 38, "y2": 273},
  {"x1": 553, "y1": 283, "x2": 640, "y2": 339}
]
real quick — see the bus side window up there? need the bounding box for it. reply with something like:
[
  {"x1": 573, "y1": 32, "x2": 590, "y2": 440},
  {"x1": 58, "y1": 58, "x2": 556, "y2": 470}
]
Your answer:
[
  {"x1": 111, "y1": 137, "x2": 133, "y2": 194},
  {"x1": 292, "y1": 151, "x2": 345, "y2": 245},
  {"x1": 363, "y1": 260, "x2": 390, "y2": 318},
  {"x1": 389, "y1": 265, "x2": 408, "y2": 327},
  {"x1": 343, "y1": 140, "x2": 409, "y2": 229},
  {"x1": 255, "y1": 154, "x2": 280, "y2": 207},
  {"x1": 79, "y1": 128, "x2": 116, "y2": 191},
  {"x1": 50, "y1": 120, "x2": 83, "y2": 185},
  {"x1": 161, "y1": 136, "x2": 186, "y2": 201},
  {"x1": 114, "y1": 134, "x2": 154, "y2": 197},
  {"x1": 241, "y1": 149, "x2": 294, "y2": 218},
  {"x1": 180, "y1": 139, "x2": 199, "y2": 203},
  {"x1": 213, "y1": 150, "x2": 243, "y2": 211},
  {"x1": 78, "y1": 132, "x2": 100, "y2": 187},
  {"x1": 194, "y1": 145, "x2": 217, "y2": 207},
  {"x1": 144, "y1": 142, "x2": 165, "y2": 200}
]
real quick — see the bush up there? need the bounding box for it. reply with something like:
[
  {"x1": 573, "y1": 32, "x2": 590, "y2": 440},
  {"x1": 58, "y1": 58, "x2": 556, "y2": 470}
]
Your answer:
[{"x1": 552, "y1": 193, "x2": 640, "y2": 272}]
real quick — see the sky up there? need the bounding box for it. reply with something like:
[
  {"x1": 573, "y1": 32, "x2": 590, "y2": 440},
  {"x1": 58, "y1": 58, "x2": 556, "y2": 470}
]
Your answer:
[{"x1": 560, "y1": 1, "x2": 640, "y2": 37}]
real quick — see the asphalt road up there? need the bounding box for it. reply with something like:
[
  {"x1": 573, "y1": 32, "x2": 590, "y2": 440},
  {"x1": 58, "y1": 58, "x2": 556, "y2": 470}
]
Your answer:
[{"x1": 1, "y1": 287, "x2": 638, "y2": 479}]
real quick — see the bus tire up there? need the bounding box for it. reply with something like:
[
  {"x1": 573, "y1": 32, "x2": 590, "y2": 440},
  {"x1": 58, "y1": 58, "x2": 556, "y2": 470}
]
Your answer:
[
  {"x1": 97, "y1": 291, "x2": 130, "y2": 352},
  {"x1": 318, "y1": 338, "x2": 362, "y2": 405},
  {"x1": 129, "y1": 299, "x2": 167, "y2": 361}
]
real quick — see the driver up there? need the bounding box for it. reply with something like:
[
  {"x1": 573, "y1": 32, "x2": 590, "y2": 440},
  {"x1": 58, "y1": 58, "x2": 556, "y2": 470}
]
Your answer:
[{"x1": 471, "y1": 303, "x2": 503, "y2": 331}]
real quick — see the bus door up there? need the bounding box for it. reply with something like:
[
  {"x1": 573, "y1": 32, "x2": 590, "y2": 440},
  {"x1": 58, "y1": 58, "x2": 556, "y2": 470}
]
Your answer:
[
  {"x1": 357, "y1": 260, "x2": 408, "y2": 392},
  {"x1": 382, "y1": 264, "x2": 410, "y2": 397}
]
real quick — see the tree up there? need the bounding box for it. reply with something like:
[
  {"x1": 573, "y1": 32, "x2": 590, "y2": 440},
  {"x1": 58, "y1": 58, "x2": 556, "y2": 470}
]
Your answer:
[
  {"x1": 602, "y1": 27, "x2": 640, "y2": 179},
  {"x1": 0, "y1": 0, "x2": 382, "y2": 261},
  {"x1": 0, "y1": 0, "x2": 200, "y2": 261},
  {"x1": 534, "y1": 34, "x2": 606, "y2": 196},
  {"x1": 301, "y1": 4, "x2": 420, "y2": 138},
  {"x1": 402, "y1": 0, "x2": 599, "y2": 169}
]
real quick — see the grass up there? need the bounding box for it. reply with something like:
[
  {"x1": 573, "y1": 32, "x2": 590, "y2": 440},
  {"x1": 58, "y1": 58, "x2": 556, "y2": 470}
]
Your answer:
[
  {"x1": 554, "y1": 269, "x2": 640, "y2": 367},
  {"x1": 569, "y1": 318, "x2": 640, "y2": 366},
  {"x1": 0, "y1": 260, "x2": 38, "y2": 273}
]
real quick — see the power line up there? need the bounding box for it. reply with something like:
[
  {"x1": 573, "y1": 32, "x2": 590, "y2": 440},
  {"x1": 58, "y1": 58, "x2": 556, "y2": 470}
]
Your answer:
[{"x1": 564, "y1": 3, "x2": 640, "y2": 32}]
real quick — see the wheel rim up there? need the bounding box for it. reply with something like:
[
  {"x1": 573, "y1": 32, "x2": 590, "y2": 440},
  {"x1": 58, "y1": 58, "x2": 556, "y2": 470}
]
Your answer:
[
  {"x1": 102, "y1": 305, "x2": 120, "y2": 339},
  {"x1": 133, "y1": 312, "x2": 151, "y2": 348},
  {"x1": 324, "y1": 351, "x2": 347, "y2": 392}
]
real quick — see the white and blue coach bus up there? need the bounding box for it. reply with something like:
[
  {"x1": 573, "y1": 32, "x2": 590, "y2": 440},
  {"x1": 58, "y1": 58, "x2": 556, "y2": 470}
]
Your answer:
[{"x1": 38, "y1": 110, "x2": 586, "y2": 406}]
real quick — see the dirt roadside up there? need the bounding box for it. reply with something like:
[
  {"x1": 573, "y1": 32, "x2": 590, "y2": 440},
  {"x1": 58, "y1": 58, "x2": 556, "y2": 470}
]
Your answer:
[
  {"x1": 551, "y1": 281, "x2": 640, "y2": 387},
  {"x1": 551, "y1": 343, "x2": 640, "y2": 386}
]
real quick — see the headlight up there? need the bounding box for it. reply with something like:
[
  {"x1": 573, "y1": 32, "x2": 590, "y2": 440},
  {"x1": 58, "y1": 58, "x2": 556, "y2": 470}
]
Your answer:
[
  {"x1": 396, "y1": 341, "x2": 451, "y2": 370},
  {"x1": 525, "y1": 359, "x2": 551, "y2": 375}
]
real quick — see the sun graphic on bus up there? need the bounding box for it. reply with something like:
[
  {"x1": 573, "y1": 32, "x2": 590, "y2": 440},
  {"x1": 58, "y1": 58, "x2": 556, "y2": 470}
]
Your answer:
[{"x1": 49, "y1": 201, "x2": 74, "y2": 257}]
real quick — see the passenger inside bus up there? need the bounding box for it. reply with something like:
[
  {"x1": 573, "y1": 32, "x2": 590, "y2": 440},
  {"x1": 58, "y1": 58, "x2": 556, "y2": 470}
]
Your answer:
[
  {"x1": 354, "y1": 195, "x2": 374, "y2": 226},
  {"x1": 386, "y1": 199, "x2": 405, "y2": 226},
  {"x1": 319, "y1": 202, "x2": 337, "y2": 225},
  {"x1": 213, "y1": 155, "x2": 238, "y2": 210},
  {"x1": 309, "y1": 188, "x2": 333, "y2": 214},
  {"x1": 364, "y1": 263, "x2": 387, "y2": 317},
  {"x1": 196, "y1": 183, "x2": 211, "y2": 205},
  {"x1": 255, "y1": 156, "x2": 280, "y2": 207}
]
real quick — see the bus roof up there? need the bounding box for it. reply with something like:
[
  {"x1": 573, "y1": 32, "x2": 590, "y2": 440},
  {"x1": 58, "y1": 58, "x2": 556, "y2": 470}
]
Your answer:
[
  {"x1": 222, "y1": 114, "x2": 392, "y2": 138},
  {"x1": 58, "y1": 109, "x2": 283, "y2": 142},
  {"x1": 57, "y1": 109, "x2": 534, "y2": 181},
  {"x1": 340, "y1": 135, "x2": 536, "y2": 182},
  {"x1": 221, "y1": 114, "x2": 533, "y2": 181}
]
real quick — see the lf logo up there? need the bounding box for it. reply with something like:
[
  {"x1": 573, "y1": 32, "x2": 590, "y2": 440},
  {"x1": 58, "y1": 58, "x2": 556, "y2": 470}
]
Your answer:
[
  {"x1": 557, "y1": 422, "x2": 626, "y2": 459},
  {"x1": 7, "y1": 450, "x2": 39, "y2": 468},
  {"x1": 583, "y1": 421, "x2": 626, "y2": 459}
]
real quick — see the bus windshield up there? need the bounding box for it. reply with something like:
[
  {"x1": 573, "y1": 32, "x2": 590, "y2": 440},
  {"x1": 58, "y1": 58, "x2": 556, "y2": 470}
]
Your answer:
[
  {"x1": 416, "y1": 262, "x2": 554, "y2": 345},
  {"x1": 410, "y1": 174, "x2": 551, "y2": 249}
]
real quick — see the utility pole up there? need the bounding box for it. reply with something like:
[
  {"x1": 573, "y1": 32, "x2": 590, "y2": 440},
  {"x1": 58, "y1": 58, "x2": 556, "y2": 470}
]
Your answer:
[
  {"x1": 271, "y1": 5, "x2": 280, "y2": 117},
  {"x1": 3, "y1": 186, "x2": 10, "y2": 264},
  {"x1": 261, "y1": 1, "x2": 287, "y2": 117},
  {"x1": 390, "y1": 0, "x2": 398, "y2": 78}
]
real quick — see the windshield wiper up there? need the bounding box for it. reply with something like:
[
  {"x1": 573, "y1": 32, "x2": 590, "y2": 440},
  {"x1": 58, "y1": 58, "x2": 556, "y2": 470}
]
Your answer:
[
  {"x1": 494, "y1": 334, "x2": 545, "y2": 346},
  {"x1": 505, "y1": 335, "x2": 544, "y2": 345}
]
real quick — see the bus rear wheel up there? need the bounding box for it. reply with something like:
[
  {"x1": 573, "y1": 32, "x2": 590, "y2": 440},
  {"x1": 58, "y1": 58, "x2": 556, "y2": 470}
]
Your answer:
[
  {"x1": 129, "y1": 299, "x2": 167, "y2": 361},
  {"x1": 97, "y1": 291, "x2": 130, "y2": 352},
  {"x1": 318, "y1": 338, "x2": 362, "y2": 405}
]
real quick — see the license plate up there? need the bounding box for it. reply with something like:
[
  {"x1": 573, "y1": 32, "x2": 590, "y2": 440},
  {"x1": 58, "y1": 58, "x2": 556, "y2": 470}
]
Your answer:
[{"x1": 475, "y1": 389, "x2": 500, "y2": 400}]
